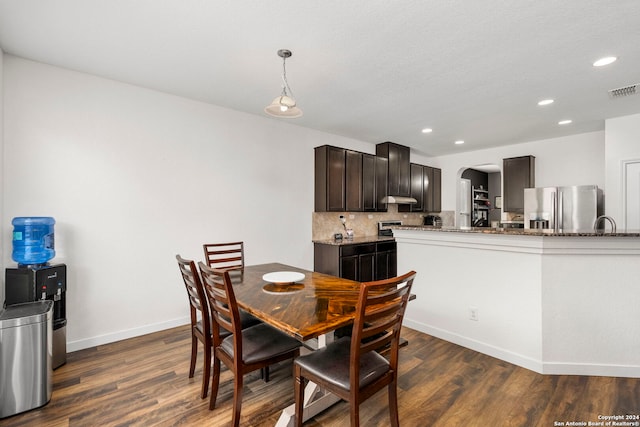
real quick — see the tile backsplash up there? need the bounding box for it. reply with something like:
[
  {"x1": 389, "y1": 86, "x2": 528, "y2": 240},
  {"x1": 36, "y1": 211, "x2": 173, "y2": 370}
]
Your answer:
[{"x1": 312, "y1": 205, "x2": 454, "y2": 241}]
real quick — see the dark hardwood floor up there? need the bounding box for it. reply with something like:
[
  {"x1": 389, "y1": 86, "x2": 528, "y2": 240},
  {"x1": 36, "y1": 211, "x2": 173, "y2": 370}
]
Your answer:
[{"x1": 3, "y1": 325, "x2": 638, "y2": 426}]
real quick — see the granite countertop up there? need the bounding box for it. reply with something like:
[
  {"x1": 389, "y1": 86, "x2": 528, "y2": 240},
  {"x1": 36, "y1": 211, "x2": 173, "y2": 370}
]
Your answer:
[
  {"x1": 392, "y1": 225, "x2": 640, "y2": 237},
  {"x1": 312, "y1": 235, "x2": 396, "y2": 246}
]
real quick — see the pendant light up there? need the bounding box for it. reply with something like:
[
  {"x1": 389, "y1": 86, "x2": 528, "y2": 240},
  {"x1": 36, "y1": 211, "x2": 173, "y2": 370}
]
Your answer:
[{"x1": 264, "y1": 49, "x2": 303, "y2": 118}]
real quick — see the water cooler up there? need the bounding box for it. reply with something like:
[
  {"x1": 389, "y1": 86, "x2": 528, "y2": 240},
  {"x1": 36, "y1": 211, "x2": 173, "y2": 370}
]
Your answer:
[
  {"x1": 4, "y1": 217, "x2": 67, "y2": 369},
  {"x1": 5, "y1": 265, "x2": 67, "y2": 369}
]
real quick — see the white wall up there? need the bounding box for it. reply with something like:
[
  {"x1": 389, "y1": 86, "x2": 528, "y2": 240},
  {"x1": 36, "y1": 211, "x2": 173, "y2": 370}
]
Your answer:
[
  {"x1": 605, "y1": 113, "x2": 640, "y2": 231},
  {"x1": 1, "y1": 55, "x2": 374, "y2": 350},
  {"x1": 434, "y1": 131, "x2": 605, "y2": 212},
  {"x1": 0, "y1": 48, "x2": 3, "y2": 307}
]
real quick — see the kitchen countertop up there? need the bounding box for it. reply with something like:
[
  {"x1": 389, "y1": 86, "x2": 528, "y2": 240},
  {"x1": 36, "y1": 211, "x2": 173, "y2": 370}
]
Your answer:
[
  {"x1": 312, "y1": 235, "x2": 396, "y2": 246},
  {"x1": 393, "y1": 225, "x2": 640, "y2": 237}
]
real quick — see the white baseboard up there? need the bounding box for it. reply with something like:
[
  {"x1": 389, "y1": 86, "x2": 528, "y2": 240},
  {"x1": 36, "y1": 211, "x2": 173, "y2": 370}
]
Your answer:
[
  {"x1": 67, "y1": 316, "x2": 191, "y2": 352},
  {"x1": 403, "y1": 318, "x2": 640, "y2": 378},
  {"x1": 403, "y1": 319, "x2": 543, "y2": 374}
]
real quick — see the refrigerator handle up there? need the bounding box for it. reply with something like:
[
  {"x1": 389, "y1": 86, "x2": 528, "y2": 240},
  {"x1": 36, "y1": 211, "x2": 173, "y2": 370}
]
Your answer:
[
  {"x1": 551, "y1": 192, "x2": 557, "y2": 232},
  {"x1": 557, "y1": 191, "x2": 563, "y2": 231}
]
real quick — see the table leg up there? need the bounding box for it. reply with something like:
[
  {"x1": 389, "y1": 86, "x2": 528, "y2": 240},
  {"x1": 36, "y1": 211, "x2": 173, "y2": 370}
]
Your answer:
[{"x1": 275, "y1": 333, "x2": 339, "y2": 427}]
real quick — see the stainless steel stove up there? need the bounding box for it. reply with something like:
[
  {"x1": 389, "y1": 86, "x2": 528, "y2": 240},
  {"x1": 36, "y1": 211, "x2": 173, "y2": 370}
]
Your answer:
[{"x1": 378, "y1": 220, "x2": 402, "y2": 237}]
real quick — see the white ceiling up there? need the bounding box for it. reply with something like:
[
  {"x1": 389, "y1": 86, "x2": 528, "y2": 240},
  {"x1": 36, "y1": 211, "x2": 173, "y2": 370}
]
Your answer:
[{"x1": 1, "y1": 0, "x2": 639, "y2": 157}]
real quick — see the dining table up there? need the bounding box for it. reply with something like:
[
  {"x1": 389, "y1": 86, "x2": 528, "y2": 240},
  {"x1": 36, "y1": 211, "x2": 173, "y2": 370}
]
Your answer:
[{"x1": 226, "y1": 262, "x2": 365, "y2": 427}]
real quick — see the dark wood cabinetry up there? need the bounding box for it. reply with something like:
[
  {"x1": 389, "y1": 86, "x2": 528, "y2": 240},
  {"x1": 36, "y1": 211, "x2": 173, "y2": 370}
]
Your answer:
[
  {"x1": 503, "y1": 155, "x2": 535, "y2": 213},
  {"x1": 362, "y1": 154, "x2": 388, "y2": 212},
  {"x1": 316, "y1": 146, "x2": 388, "y2": 212},
  {"x1": 315, "y1": 142, "x2": 437, "y2": 213},
  {"x1": 315, "y1": 145, "x2": 345, "y2": 212},
  {"x1": 400, "y1": 164, "x2": 442, "y2": 213},
  {"x1": 345, "y1": 150, "x2": 363, "y2": 211},
  {"x1": 426, "y1": 166, "x2": 442, "y2": 212},
  {"x1": 314, "y1": 241, "x2": 397, "y2": 282},
  {"x1": 376, "y1": 142, "x2": 411, "y2": 197}
]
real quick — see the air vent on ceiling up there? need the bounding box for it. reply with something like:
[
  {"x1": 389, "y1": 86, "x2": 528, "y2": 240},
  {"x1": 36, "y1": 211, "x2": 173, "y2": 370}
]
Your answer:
[{"x1": 608, "y1": 84, "x2": 638, "y2": 98}]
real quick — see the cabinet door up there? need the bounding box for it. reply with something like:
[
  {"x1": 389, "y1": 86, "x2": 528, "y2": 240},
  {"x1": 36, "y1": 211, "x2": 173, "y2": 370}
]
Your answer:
[
  {"x1": 375, "y1": 156, "x2": 388, "y2": 212},
  {"x1": 340, "y1": 256, "x2": 358, "y2": 281},
  {"x1": 362, "y1": 154, "x2": 376, "y2": 211},
  {"x1": 359, "y1": 253, "x2": 376, "y2": 282},
  {"x1": 424, "y1": 166, "x2": 442, "y2": 213},
  {"x1": 432, "y1": 167, "x2": 442, "y2": 212},
  {"x1": 410, "y1": 163, "x2": 425, "y2": 211},
  {"x1": 376, "y1": 142, "x2": 410, "y2": 197},
  {"x1": 345, "y1": 150, "x2": 363, "y2": 211},
  {"x1": 314, "y1": 146, "x2": 346, "y2": 212},
  {"x1": 400, "y1": 163, "x2": 425, "y2": 213},
  {"x1": 503, "y1": 156, "x2": 535, "y2": 213},
  {"x1": 375, "y1": 241, "x2": 397, "y2": 280}
]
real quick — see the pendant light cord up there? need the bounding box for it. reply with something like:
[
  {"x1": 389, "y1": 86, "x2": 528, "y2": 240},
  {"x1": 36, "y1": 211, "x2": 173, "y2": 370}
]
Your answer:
[{"x1": 281, "y1": 56, "x2": 295, "y2": 101}]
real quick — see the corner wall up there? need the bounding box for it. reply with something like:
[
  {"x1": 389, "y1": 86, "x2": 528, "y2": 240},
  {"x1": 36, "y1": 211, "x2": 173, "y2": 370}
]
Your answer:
[
  {"x1": 2, "y1": 55, "x2": 373, "y2": 350},
  {"x1": 605, "y1": 113, "x2": 640, "y2": 231},
  {"x1": 0, "y1": 48, "x2": 4, "y2": 306}
]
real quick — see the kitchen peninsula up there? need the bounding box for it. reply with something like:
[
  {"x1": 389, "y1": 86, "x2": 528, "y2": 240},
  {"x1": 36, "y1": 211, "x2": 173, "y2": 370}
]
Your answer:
[{"x1": 393, "y1": 226, "x2": 640, "y2": 378}]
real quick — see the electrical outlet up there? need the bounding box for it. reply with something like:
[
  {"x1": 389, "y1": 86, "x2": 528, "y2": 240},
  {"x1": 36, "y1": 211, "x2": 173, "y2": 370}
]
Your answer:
[{"x1": 469, "y1": 307, "x2": 479, "y2": 321}]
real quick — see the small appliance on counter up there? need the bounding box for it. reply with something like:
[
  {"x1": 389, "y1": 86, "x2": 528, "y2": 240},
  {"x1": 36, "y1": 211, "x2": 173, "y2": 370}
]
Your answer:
[
  {"x1": 423, "y1": 215, "x2": 442, "y2": 227},
  {"x1": 378, "y1": 220, "x2": 402, "y2": 237}
]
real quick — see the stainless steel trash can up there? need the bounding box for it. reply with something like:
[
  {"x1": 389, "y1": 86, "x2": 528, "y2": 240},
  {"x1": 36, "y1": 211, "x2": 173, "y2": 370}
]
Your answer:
[{"x1": 0, "y1": 300, "x2": 53, "y2": 419}]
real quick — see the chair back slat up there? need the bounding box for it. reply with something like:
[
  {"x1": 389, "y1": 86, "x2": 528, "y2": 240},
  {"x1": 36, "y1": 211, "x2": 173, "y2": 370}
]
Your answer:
[
  {"x1": 351, "y1": 271, "x2": 416, "y2": 377},
  {"x1": 198, "y1": 262, "x2": 242, "y2": 350},
  {"x1": 176, "y1": 255, "x2": 210, "y2": 327},
  {"x1": 203, "y1": 242, "x2": 244, "y2": 271}
]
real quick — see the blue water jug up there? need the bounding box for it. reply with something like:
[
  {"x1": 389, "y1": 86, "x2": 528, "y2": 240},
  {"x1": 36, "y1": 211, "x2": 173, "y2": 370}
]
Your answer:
[{"x1": 12, "y1": 217, "x2": 56, "y2": 266}]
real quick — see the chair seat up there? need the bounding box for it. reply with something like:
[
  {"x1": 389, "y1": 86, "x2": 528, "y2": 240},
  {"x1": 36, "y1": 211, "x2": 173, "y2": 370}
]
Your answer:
[
  {"x1": 197, "y1": 309, "x2": 260, "y2": 340},
  {"x1": 221, "y1": 323, "x2": 301, "y2": 365},
  {"x1": 294, "y1": 336, "x2": 390, "y2": 391},
  {"x1": 239, "y1": 310, "x2": 261, "y2": 329}
]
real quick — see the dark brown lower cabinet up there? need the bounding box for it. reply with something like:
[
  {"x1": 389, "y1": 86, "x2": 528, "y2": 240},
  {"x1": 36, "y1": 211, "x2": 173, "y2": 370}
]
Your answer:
[{"x1": 313, "y1": 241, "x2": 397, "y2": 282}]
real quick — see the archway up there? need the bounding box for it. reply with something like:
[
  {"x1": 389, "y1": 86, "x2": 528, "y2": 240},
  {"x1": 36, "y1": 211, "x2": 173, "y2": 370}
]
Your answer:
[{"x1": 456, "y1": 164, "x2": 501, "y2": 228}]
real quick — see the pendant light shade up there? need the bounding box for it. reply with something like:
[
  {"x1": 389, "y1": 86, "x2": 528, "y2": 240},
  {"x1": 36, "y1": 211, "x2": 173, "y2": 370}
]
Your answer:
[{"x1": 264, "y1": 49, "x2": 303, "y2": 118}]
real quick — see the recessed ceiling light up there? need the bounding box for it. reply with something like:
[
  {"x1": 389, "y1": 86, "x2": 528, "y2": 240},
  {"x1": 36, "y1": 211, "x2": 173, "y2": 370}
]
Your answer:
[
  {"x1": 593, "y1": 56, "x2": 617, "y2": 67},
  {"x1": 421, "y1": 128, "x2": 433, "y2": 134},
  {"x1": 538, "y1": 99, "x2": 554, "y2": 106},
  {"x1": 558, "y1": 120, "x2": 572, "y2": 125},
  {"x1": 454, "y1": 140, "x2": 465, "y2": 145}
]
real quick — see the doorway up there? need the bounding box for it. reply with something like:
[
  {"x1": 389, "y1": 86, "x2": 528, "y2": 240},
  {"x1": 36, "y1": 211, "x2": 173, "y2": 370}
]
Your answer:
[{"x1": 456, "y1": 164, "x2": 501, "y2": 228}]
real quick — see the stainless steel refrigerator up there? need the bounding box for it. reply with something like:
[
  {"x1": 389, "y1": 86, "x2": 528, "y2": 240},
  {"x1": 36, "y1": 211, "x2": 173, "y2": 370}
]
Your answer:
[{"x1": 524, "y1": 185, "x2": 603, "y2": 232}]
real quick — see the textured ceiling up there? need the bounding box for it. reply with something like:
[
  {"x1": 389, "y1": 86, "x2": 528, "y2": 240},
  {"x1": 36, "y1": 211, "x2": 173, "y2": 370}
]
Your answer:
[{"x1": 1, "y1": 0, "x2": 639, "y2": 156}]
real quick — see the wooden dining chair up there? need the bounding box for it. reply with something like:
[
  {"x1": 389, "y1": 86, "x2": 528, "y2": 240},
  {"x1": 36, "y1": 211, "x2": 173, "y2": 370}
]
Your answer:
[
  {"x1": 202, "y1": 241, "x2": 272, "y2": 381},
  {"x1": 198, "y1": 262, "x2": 302, "y2": 427},
  {"x1": 293, "y1": 270, "x2": 416, "y2": 427},
  {"x1": 176, "y1": 254, "x2": 214, "y2": 399},
  {"x1": 203, "y1": 241, "x2": 244, "y2": 270}
]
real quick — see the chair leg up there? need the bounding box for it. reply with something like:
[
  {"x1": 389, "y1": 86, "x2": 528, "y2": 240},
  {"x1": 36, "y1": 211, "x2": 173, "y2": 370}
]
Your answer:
[
  {"x1": 201, "y1": 343, "x2": 211, "y2": 399},
  {"x1": 389, "y1": 380, "x2": 400, "y2": 427},
  {"x1": 350, "y1": 399, "x2": 360, "y2": 427},
  {"x1": 209, "y1": 358, "x2": 221, "y2": 410},
  {"x1": 231, "y1": 373, "x2": 244, "y2": 427},
  {"x1": 261, "y1": 366, "x2": 270, "y2": 382},
  {"x1": 189, "y1": 333, "x2": 197, "y2": 378},
  {"x1": 294, "y1": 365, "x2": 304, "y2": 427}
]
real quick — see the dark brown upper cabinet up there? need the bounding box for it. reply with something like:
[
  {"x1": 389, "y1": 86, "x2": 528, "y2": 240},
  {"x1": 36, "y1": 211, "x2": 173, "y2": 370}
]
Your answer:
[
  {"x1": 425, "y1": 166, "x2": 442, "y2": 213},
  {"x1": 362, "y1": 154, "x2": 388, "y2": 212},
  {"x1": 315, "y1": 145, "x2": 346, "y2": 212},
  {"x1": 503, "y1": 155, "x2": 535, "y2": 213},
  {"x1": 376, "y1": 142, "x2": 411, "y2": 197},
  {"x1": 399, "y1": 163, "x2": 442, "y2": 213},
  {"x1": 345, "y1": 150, "x2": 363, "y2": 212}
]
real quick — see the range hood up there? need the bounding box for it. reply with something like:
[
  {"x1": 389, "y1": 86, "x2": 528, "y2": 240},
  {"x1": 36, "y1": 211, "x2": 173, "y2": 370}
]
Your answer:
[{"x1": 380, "y1": 195, "x2": 417, "y2": 204}]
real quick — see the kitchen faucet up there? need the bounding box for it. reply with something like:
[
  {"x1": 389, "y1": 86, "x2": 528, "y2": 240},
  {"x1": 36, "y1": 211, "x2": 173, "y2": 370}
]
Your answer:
[{"x1": 594, "y1": 215, "x2": 616, "y2": 234}]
